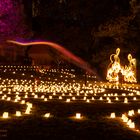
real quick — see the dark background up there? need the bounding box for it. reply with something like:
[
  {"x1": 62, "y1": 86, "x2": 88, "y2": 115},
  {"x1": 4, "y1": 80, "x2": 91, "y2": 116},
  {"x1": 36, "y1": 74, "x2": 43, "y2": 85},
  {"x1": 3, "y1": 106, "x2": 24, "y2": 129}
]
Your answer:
[{"x1": 19, "y1": 0, "x2": 140, "y2": 80}]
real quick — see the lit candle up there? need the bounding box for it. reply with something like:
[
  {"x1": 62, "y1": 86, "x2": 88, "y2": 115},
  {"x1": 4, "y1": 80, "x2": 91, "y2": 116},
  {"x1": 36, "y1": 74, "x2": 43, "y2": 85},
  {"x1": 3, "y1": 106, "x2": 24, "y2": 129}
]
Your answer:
[
  {"x1": 76, "y1": 113, "x2": 81, "y2": 119},
  {"x1": 21, "y1": 100, "x2": 25, "y2": 104},
  {"x1": 124, "y1": 98, "x2": 128, "y2": 103},
  {"x1": 2, "y1": 112, "x2": 9, "y2": 118},
  {"x1": 128, "y1": 110, "x2": 134, "y2": 116},
  {"x1": 86, "y1": 99, "x2": 90, "y2": 103},
  {"x1": 110, "y1": 112, "x2": 115, "y2": 118},
  {"x1": 66, "y1": 99, "x2": 70, "y2": 102},
  {"x1": 129, "y1": 122, "x2": 135, "y2": 129},
  {"x1": 25, "y1": 108, "x2": 30, "y2": 114},
  {"x1": 16, "y1": 111, "x2": 21, "y2": 117},
  {"x1": 44, "y1": 113, "x2": 50, "y2": 118},
  {"x1": 138, "y1": 109, "x2": 140, "y2": 114}
]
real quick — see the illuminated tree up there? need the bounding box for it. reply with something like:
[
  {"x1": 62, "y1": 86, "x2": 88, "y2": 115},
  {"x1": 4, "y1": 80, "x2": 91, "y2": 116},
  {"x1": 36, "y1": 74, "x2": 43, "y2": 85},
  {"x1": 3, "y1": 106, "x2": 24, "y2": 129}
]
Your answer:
[{"x1": 0, "y1": 0, "x2": 29, "y2": 42}]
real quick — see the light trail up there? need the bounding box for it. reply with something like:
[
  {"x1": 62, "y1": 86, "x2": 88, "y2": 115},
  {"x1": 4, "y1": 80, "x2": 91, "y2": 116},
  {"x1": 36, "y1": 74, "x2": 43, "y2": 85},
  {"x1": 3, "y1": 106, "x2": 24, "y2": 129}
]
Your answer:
[{"x1": 7, "y1": 40, "x2": 100, "y2": 79}]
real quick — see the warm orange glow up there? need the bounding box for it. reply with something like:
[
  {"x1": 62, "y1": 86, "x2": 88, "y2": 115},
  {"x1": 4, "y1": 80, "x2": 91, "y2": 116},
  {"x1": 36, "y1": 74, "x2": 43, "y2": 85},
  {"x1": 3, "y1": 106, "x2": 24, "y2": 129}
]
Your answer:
[
  {"x1": 7, "y1": 40, "x2": 95, "y2": 75},
  {"x1": 44, "y1": 113, "x2": 50, "y2": 118},
  {"x1": 138, "y1": 109, "x2": 140, "y2": 114},
  {"x1": 110, "y1": 112, "x2": 115, "y2": 118},
  {"x1": 123, "y1": 54, "x2": 137, "y2": 83},
  {"x1": 76, "y1": 113, "x2": 81, "y2": 119},
  {"x1": 121, "y1": 114, "x2": 128, "y2": 122},
  {"x1": 25, "y1": 108, "x2": 31, "y2": 114},
  {"x1": 2, "y1": 112, "x2": 9, "y2": 118},
  {"x1": 129, "y1": 122, "x2": 135, "y2": 129},
  {"x1": 16, "y1": 111, "x2": 21, "y2": 117},
  {"x1": 106, "y1": 48, "x2": 137, "y2": 83}
]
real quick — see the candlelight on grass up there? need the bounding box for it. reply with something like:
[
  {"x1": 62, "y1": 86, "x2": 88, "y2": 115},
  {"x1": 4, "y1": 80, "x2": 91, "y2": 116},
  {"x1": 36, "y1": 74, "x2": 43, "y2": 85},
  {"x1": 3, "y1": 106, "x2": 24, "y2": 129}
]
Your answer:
[
  {"x1": 110, "y1": 112, "x2": 115, "y2": 118},
  {"x1": 2, "y1": 112, "x2": 9, "y2": 118}
]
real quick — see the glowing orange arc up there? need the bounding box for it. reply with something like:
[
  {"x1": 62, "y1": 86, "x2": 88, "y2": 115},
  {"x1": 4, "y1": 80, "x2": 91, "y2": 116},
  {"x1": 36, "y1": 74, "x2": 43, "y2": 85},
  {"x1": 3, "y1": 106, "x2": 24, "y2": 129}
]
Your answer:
[{"x1": 7, "y1": 40, "x2": 97, "y2": 77}]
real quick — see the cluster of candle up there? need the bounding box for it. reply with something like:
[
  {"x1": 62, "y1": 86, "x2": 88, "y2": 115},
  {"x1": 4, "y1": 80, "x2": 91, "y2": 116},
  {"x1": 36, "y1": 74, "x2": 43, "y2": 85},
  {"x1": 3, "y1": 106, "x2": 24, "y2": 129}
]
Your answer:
[
  {"x1": 0, "y1": 64, "x2": 140, "y2": 137},
  {"x1": 121, "y1": 109, "x2": 140, "y2": 130},
  {"x1": 0, "y1": 65, "x2": 97, "y2": 119},
  {"x1": 0, "y1": 82, "x2": 139, "y2": 104},
  {"x1": 110, "y1": 109, "x2": 140, "y2": 132},
  {"x1": 0, "y1": 77, "x2": 139, "y2": 115},
  {"x1": 1, "y1": 111, "x2": 84, "y2": 120},
  {"x1": 2, "y1": 111, "x2": 22, "y2": 118}
]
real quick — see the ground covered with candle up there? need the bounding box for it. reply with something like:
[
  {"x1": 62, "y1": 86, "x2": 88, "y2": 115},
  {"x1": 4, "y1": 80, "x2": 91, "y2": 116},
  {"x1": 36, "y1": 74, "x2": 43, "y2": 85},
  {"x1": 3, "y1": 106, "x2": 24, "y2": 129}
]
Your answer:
[
  {"x1": 0, "y1": 103, "x2": 140, "y2": 140},
  {"x1": 0, "y1": 65, "x2": 140, "y2": 139}
]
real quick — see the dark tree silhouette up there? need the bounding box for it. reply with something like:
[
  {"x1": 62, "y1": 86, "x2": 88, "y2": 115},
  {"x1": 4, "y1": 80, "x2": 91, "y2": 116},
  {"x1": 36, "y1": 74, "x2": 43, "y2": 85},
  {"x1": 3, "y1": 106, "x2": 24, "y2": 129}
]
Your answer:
[
  {"x1": 0, "y1": 0, "x2": 29, "y2": 42},
  {"x1": 91, "y1": 0, "x2": 140, "y2": 79}
]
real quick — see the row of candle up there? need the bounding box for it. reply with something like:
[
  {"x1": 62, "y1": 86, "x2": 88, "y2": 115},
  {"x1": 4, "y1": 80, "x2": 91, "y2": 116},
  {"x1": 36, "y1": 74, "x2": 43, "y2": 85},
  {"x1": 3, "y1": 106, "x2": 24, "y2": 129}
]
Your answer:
[{"x1": 110, "y1": 109, "x2": 140, "y2": 132}]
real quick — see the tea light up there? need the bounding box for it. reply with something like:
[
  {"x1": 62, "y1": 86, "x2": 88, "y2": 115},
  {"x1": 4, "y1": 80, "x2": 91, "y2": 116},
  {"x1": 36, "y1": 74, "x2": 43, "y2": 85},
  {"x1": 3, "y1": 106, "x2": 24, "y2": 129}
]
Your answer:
[
  {"x1": 110, "y1": 112, "x2": 115, "y2": 118},
  {"x1": 2, "y1": 112, "x2": 9, "y2": 118},
  {"x1": 16, "y1": 111, "x2": 21, "y2": 117},
  {"x1": 44, "y1": 113, "x2": 50, "y2": 118},
  {"x1": 76, "y1": 113, "x2": 81, "y2": 119}
]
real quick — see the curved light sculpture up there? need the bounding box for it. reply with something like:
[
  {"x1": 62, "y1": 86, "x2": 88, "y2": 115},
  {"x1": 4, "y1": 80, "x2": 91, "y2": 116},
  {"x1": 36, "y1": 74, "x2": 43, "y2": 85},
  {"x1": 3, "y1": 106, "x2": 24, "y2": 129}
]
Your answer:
[{"x1": 106, "y1": 48, "x2": 137, "y2": 83}]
